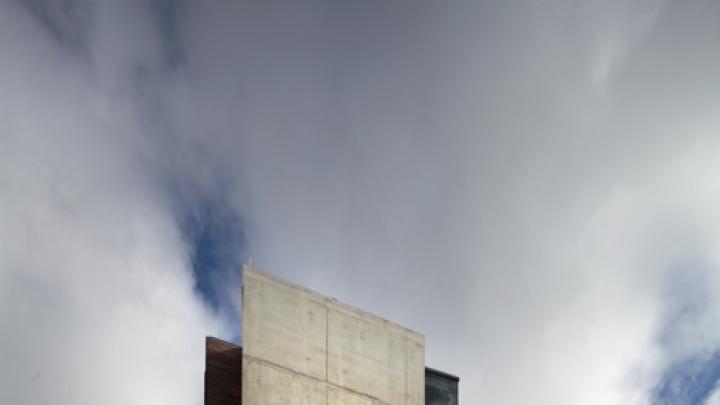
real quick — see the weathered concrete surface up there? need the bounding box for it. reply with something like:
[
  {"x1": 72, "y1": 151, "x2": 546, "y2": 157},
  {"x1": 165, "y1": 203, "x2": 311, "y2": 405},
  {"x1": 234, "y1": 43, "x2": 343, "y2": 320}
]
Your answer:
[
  {"x1": 242, "y1": 265, "x2": 425, "y2": 405},
  {"x1": 327, "y1": 385, "x2": 375, "y2": 405},
  {"x1": 243, "y1": 356, "x2": 325, "y2": 405},
  {"x1": 243, "y1": 269, "x2": 327, "y2": 380}
]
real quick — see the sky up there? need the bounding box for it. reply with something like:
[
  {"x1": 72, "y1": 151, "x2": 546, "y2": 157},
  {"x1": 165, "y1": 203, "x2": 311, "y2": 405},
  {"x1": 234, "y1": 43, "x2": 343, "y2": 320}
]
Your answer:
[{"x1": 1, "y1": 0, "x2": 720, "y2": 404}]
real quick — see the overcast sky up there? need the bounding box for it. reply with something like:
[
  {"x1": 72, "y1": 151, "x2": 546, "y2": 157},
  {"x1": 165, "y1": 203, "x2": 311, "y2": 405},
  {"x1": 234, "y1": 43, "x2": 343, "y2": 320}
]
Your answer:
[{"x1": 2, "y1": 1, "x2": 720, "y2": 404}]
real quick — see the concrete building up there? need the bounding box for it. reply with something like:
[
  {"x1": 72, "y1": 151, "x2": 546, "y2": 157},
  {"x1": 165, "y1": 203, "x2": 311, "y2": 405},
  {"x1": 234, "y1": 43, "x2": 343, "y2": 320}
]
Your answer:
[{"x1": 205, "y1": 266, "x2": 458, "y2": 405}]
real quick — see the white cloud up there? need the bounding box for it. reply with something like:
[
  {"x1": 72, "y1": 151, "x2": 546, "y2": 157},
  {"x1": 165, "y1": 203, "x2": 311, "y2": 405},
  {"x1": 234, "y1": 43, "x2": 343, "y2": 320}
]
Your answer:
[
  {"x1": 173, "y1": 2, "x2": 720, "y2": 404},
  {"x1": 0, "y1": 2, "x2": 224, "y2": 404},
  {"x1": 706, "y1": 385, "x2": 720, "y2": 405}
]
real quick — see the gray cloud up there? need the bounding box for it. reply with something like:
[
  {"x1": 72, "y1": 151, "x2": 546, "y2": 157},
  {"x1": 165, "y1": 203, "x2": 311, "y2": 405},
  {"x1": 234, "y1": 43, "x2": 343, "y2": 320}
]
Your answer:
[
  {"x1": 0, "y1": 2, "x2": 224, "y2": 404},
  {"x1": 2, "y1": 1, "x2": 720, "y2": 404}
]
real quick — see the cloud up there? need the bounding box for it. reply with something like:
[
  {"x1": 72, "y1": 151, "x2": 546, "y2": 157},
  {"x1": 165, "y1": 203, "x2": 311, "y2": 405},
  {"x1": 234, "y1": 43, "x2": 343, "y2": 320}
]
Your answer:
[
  {"x1": 0, "y1": 1, "x2": 225, "y2": 404},
  {"x1": 3, "y1": 1, "x2": 720, "y2": 404},
  {"x1": 706, "y1": 385, "x2": 720, "y2": 405}
]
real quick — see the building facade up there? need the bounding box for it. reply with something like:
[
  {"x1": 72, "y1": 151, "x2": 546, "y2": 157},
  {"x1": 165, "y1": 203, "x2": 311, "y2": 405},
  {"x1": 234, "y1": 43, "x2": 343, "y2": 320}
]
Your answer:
[{"x1": 205, "y1": 266, "x2": 458, "y2": 404}]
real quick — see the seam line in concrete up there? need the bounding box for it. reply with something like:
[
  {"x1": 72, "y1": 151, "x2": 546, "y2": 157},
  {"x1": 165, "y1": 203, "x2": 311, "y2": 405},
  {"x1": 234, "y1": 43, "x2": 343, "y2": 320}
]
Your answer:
[{"x1": 244, "y1": 354, "x2": 388, "y2": 404}]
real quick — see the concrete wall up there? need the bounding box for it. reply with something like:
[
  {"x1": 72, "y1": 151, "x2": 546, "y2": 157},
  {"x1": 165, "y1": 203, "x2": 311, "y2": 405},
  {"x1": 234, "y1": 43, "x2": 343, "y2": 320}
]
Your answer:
[{"x1": 242, "y1": 266, "x2": 425, "y2": 405}]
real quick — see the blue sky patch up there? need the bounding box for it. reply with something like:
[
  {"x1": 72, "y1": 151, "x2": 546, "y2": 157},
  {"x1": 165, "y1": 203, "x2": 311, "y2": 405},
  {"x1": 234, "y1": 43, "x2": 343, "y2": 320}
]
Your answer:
[
  {"x1": 652, "y1": 350, "x2": 720, "y2": 405},
  {"x1": 178, "y1": 195, "x2": 246, "y2": 341}
]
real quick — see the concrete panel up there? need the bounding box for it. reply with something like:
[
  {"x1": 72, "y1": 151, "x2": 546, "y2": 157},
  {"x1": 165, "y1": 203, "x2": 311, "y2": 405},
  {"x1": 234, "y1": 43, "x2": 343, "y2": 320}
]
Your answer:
[
  {"x1": 243, "y1": 268, "x2": 327, "y2": 380},
  {"x1": 405, "y1": 335, "x2": 426, "y2": 405},
  {"x1": 327, "y1": 306, "x2": 425, "y2": 404},
  {"x1": 327, "y1": 385, "x2": 375, "y2": 405},
  {"x1": 242, "y1": 357, "x2": 325, "y2": 405},
  {"x1": 385, "y1": 327, "x2": 408, "y2": 405},
  {"x1": 327, "y1": 308, "x2": 390, "y2": 401},
  {"x1": 242, "y1": 266, "x2": 425, "y2": 404}
]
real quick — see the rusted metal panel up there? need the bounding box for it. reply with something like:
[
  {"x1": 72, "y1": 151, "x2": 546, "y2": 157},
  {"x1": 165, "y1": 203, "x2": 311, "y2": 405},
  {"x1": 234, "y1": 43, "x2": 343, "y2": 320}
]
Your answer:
[{"x1": 205, "y1": 337, "x2": 242, "y2": 405}]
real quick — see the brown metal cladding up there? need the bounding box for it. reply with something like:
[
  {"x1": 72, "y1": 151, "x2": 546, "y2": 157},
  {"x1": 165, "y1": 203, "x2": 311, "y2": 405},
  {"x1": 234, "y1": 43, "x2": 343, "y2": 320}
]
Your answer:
[{"x1": 205, "y1": 337, "x2": 242, "y2": 405}]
